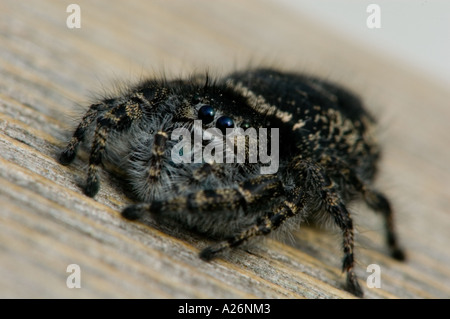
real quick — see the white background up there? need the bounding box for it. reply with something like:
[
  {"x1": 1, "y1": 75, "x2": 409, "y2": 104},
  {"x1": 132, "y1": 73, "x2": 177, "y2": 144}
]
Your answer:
[{"x1": 277, "y1": 0, "x2": 450, "y2": 87}]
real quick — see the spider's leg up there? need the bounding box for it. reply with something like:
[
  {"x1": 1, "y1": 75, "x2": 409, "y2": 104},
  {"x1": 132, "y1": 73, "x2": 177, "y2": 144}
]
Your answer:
[
  {"x1": 85, "y1": 97, "x2": 143, "y2": 197},
  {"x1": 199, "y1": 192, "x2": 305, "y2": 261},
  {"x1": 295, "y1": 159, "x2": 363, "y2": 297},
  {"x1": 320, "y1": 155, "x2": 405, "y2": 261},
  {"x1": 59, "y1": 103, "x2": 107, "y2": 165},
  {"x1": 121, "y1": 175, "x2": 282, "y2": 221},
  {"x1": 362, "y1": 189, "x2": 406, "y2": 260}
]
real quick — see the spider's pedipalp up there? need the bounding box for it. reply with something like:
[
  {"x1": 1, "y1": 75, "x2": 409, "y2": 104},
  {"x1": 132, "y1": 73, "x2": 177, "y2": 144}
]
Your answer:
[{"x1": 146, "y1": 131, "x2": 169, "y2": 183}]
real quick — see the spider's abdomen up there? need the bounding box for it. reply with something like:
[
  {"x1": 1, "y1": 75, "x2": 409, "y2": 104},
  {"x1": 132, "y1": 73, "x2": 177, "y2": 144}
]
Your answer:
[{"x1": 223, "y1": 69, "x2": 380, "y2": 181}]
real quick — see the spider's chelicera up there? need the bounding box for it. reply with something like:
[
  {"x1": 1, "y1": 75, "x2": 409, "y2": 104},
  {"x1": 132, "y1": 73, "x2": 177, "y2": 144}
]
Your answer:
[{"x1": 59, "y1": 68, "x2": 405, "y2": 297}]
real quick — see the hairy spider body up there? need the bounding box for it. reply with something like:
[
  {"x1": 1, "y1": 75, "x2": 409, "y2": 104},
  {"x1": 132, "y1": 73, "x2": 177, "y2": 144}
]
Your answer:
[{"x1": 60, "y1": 68, "x2": 405, "y2": 297}]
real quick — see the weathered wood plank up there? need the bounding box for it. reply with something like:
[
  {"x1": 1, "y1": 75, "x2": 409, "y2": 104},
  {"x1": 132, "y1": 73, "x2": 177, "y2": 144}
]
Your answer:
[{"x1": 1, "y1": 0, "x2": 449, "y2": 298}]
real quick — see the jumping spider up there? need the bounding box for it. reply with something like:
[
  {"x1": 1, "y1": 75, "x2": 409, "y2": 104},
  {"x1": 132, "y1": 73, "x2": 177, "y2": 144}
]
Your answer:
[{"x1": 60, "y1": 68, "x2": 405, "y2": 297}]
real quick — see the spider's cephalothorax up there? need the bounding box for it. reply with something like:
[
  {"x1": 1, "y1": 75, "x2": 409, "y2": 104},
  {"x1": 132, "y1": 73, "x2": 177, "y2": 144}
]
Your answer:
[{"x1": 60, "y1": 68, "x2": 405, "y2": 297}]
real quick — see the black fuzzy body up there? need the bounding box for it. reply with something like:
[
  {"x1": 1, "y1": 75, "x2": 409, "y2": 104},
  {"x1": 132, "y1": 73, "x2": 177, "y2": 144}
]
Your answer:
[
  {"x1": 60, "y1": 68, "x2": 405, "y2": 297},
  {"x1": 224, "y1": 69, "x2": 380, "y2": 181}
]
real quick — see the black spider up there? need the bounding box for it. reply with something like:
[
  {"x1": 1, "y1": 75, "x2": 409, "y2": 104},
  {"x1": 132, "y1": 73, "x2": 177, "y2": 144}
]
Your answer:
[{"x1": 59, "y1": 68, "x2": 405, "y2": 297}]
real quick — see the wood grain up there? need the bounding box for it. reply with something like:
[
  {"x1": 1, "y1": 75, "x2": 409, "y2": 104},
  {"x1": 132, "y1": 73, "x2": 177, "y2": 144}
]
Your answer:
[{"x1": 1, "y1": 0, "x2": 449, "y2": 299}]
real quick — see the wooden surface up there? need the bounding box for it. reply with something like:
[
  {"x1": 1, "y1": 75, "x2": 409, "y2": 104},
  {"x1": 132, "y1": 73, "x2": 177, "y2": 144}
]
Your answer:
[{"x1": 1, "y1": 0, "x2": 449, "y2": 299}]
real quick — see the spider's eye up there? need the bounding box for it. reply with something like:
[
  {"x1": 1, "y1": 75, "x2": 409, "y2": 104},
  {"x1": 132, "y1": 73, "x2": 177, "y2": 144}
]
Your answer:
[
  {"x1": 198, "y1": 104, "x2": 215, "y2": 124},
  {"x1": 216, "y1": 116, "x2": 234, "y2": 134},
  {"x1": 240, "y1": 121, "x2": 251, "y2": 129}
]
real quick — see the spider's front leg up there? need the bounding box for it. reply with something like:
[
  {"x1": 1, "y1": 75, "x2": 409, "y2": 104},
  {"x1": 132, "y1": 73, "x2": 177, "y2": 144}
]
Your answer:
[
  {"x1": 199, "y1": 191, "x2": 306, "y2": 261},
  {"x1": 59, "y1": 102, "x2": 108, "y2": 165},
  {"x1": 122, "y1": 165, "x2": 306, "y2": 263},
  {"x1": 122, "y1": 174, "x2": 283, "y2": 221},
  {"x1": 84, "y1": 99, "x2": 143, "y2": 197},
  {"x1": 60, "y1": 94, "x2": 147, "y2": 197}
]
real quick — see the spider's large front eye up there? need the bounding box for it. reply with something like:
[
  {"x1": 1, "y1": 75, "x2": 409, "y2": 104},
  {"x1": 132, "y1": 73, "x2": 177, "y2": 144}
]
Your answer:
[
  {"x1": 198, "y1": 104, "x2": 215, "y2": 124},
  {"x1": 216, "y1": 116, "x2": 234, "y2": 134}
]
